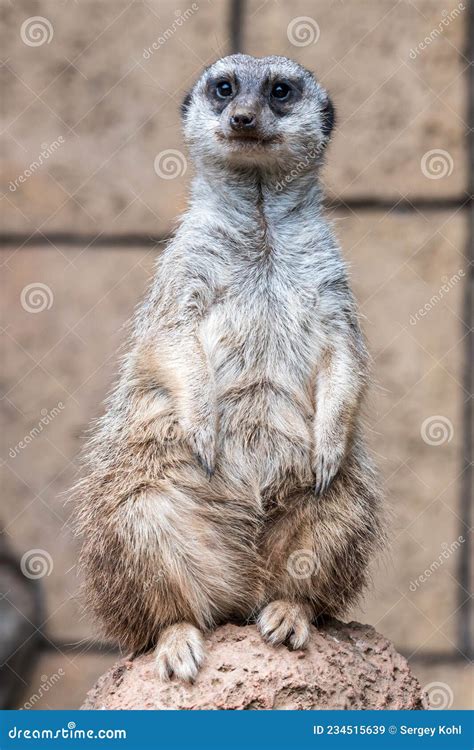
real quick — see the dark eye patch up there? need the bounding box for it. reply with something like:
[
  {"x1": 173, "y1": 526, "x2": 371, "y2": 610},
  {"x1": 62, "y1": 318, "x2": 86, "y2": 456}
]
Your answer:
[
  {"x1": 216, "y1": 80, "x2": 233, "y2": 98},
  {"x1": 207, "y1": 75, "x2": 238, "y2": 112},
  {"x1": 266, "y1": 76, "x2": 303, "y2": 115},
  {"x1": 271, "y1": 81, "x2": 291, "y2": 100}
]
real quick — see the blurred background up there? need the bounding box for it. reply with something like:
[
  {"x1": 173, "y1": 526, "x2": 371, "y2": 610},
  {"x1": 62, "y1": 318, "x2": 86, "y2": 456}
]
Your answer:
[{"x1": 1, "y1": 0, "x2": 472, "y2": 709}]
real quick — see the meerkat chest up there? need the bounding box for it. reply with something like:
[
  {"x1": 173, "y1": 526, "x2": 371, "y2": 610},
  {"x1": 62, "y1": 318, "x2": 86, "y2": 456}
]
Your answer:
[
  {"x1": 199, "y1": 261, "x2": 321, "y2": 385},
  {"x1": 199, "y1": 260, "x2": 319, "y2": 486}
]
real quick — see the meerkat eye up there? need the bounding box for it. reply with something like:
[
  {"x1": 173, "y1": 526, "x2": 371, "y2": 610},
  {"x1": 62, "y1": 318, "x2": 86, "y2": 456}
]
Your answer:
[
  {"x1": 271, "y1": 82, "x2": 291, "y2": 100},
  {"x1": 216, "y1": 80, "x2": 233, "y2": 99}
]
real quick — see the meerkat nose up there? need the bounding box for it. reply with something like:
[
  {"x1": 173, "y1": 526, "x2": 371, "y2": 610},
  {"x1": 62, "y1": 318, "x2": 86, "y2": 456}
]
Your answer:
[{"x1": 230, "y1": 111, "x2": 256, "y2": 131}]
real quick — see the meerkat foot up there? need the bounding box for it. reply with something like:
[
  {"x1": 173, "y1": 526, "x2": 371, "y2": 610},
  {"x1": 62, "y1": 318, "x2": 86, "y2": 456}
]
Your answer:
[
  {"x1": 154, "y1": 623, "x2": 205, "y2": 683},
  {"x1": 258, "y1": 600, "x2": 311, "y2": 650}
]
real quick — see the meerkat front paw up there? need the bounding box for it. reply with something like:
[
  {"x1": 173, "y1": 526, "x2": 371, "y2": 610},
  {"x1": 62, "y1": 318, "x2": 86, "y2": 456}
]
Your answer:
[
  {"x1": 313, "y1": 441, "x2": 345, "y2": 496},
  {"x1": 258, "y1": 600, "x2": 311, "y2": 650},
  {"x1": 182, "y1": 418, "x2": 216, "y2": 477},
  {"x1": 155, "y1": 623, "x2": 205, "y2": 682}
]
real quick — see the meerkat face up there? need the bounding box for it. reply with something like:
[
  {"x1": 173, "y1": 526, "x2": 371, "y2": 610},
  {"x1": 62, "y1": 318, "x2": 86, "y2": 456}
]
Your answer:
[{"x1": 181, "y1": 54, "x2": 335, "y2": 170}]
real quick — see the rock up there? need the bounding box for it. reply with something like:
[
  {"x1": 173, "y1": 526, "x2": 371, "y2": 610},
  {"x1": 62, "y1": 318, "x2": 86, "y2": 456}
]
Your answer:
[{"x1": 82, "y1": 620, "x2": 427, "y2": 710}]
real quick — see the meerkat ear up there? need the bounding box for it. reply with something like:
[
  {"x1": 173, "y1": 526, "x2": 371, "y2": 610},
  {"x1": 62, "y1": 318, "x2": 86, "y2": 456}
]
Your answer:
[
  {"x1": 321, "y1": 95, "x2": 336, "y2": 140},
  {"x1": 181, "y1": 89, "x2": 193, "y2": 119}
]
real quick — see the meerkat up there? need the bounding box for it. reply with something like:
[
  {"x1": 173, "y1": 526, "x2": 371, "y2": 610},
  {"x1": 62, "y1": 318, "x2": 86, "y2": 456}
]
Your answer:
[{"x1": 73, "y1": 54, "x2": 384, "y2": 683}]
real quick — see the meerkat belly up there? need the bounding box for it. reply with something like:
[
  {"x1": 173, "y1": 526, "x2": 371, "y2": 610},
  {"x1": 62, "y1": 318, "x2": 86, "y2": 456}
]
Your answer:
[{"x1": 200, "y1": 298, "x2": 316, "y2": 492}]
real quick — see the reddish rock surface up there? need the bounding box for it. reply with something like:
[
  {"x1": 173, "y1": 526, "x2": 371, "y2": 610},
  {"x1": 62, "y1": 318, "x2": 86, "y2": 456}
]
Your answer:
[{"x1": 82, "y1": 620, "x2": 428, "y2": 710}]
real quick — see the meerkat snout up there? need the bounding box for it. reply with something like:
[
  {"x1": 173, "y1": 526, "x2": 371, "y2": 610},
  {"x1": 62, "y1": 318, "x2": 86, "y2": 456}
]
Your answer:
[
  {"x1": 229, "y1": 109, "x2": 257, "y2": 134},
  {"x1": 181, "y1": 54, "x2": 335, "y2": 168}
]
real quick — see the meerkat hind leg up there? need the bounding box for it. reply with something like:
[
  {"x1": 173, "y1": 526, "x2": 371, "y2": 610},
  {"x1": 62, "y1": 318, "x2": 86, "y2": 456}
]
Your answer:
[
  {"x1": 155, "y1": 622, "x2": 205, "y2": 682},
  {"x1": 257, "y1": 456, "x2": 383, "y2": 656},
  {"x1": 258, "y1": 600, "x2": 311, "y2": 650}
]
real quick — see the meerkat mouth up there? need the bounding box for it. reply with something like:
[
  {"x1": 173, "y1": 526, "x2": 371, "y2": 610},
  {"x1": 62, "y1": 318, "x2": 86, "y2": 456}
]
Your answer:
[{"x1": 217, "y1": 132, "x2": 283, "y2": 147}]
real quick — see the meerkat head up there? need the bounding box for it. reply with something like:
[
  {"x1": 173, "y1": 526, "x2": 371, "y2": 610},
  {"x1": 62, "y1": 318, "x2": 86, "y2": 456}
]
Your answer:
[{"x1": 181, "y1": 54, "x2": 335, "y2": 172}]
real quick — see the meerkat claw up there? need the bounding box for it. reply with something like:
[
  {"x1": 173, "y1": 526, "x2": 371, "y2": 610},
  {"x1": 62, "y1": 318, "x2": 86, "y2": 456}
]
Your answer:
[
  {"x1": 194, "y1": 452, "x2": 215, "y2": 479},
  {"x1": 258, "y1": 601, "x2": 311, "y2": 651},
  {"x1": 313, "y1": 454, "x2": 341, "y2": 496},
  {"x1": 155, "y1": 623, "x2": 205, "y2": 683},
  {"x1": 185, "y1": 422, "x2": 216, "y2": 479}
]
